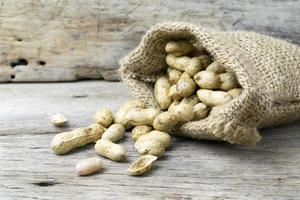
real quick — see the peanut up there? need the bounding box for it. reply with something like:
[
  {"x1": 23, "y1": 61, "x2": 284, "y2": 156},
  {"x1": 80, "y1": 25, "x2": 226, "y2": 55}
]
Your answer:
[
  {"x1": 194, "y1": 71, "x2": 220, "y2": 89},
  {"x1": 132, "y1": 125, "x2": 152, "y2": 141},
  {"x1": 125, "y1": 108, "x2": 160, "y2": 126},
  {"x1": 180, "y1": 94, "x2": 200, "y2": 107},
  {"x1": 135, "y1": 131, "x2": 171, "y2": 157},
  {"x1": 197, "y1": 89, "x2": 233, "y2": 106},
  {"x1": 173, "y1": 103, "x2": 195, "y2": 123},
  {"x1": 165, "y1": 40, "x2": 194, "y2": 56},
  {"x1": 169, "y1": 72, "x2": 196, "y2": 100},
  {"x1": 193, "y1": 103, "x2": 209, "y2": 120},
  {"x1": 185, "y1": 55, "x2": 212, "y2": 76},
  {"x1": 228, "y1": 88, "x2": 242, "y2": 98},
  {"x1": 206, "y1": 60, "x2": 226, "y2": 73},
  {"x1": 95, "y1": 139, "x2": 126, "y2": 161},
  {"x1": 167, "y1": 68, "x2": 182, "y2": 85},
  {"x1": 128, "y1": 155, "x2": 158, "y2": 176},
  {"x1": 136, "y1": 139, "x2": 166, "y2": 157},
  {"x1": 154, "y1": 76, "x2": 172, "y2": 110},
  {"x1": 101, "y1": 124, "x2": 125, "y2": 142},
  {"x1": 149, "y1": 130, "x2": 172, "y2": 148},
  {"x1": 50, "y1": 112, "x2": 67, "y2": 127},
  {"x1": 168, "y1": 100, "x2": 180, "y2": 112},
  {"x1": 94, "y1": 108, "x2": 113, "y2": 127},
  {"x1": 153, "y1": 111, "x2": 179, "y2": 132},
  {"x1": 155, "y1": 97, "x2": 199, "y2": 131},
  {"x1": 168, "y1": 97, "x2": 197, "y2": 113},
  {"x1": 169, "y1": 85, "x2": 182, "y2": 101},
  {"x1": 51, "y1": 123, "x2": 105, "y2": 155},
  {"x1": 166, "y1": 54, "x2": 189, "y2": 71},
  {"x1": 155, "y1": 96, "x2": 199, "y2": 131},
  {"x1": 75, "y1": 157, "x2": 103, "y2": 176},
  {"x1": 114, "y1": 100, "x2": 145, "y2": 130},
  {"x1": 219, "y1": 72, "x2": 238, "y2": 91}
]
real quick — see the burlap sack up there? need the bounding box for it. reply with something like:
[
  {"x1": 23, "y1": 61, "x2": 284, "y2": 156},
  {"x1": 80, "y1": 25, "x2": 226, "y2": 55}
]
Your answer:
[{"x1": 119, "y1": 22, "x2": 300, "y2": 146}]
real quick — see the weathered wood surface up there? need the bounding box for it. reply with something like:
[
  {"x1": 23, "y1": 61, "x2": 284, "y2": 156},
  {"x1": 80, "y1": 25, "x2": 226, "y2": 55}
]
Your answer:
[
  {"x1": 0, "y1": 0, "x2": 299, "y2": 82},
  {"x1": 0, "y1": 81, "x2": 299, "y2": 200}
]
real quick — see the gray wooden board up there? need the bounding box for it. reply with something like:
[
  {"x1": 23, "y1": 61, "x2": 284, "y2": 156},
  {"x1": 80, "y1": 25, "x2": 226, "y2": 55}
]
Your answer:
[
  {"x1": 0, "y1": 81, "x2": 299, "y2": 200},
  {"x1": 0, "y1": 0, "x2": 299, "y2": 82}
]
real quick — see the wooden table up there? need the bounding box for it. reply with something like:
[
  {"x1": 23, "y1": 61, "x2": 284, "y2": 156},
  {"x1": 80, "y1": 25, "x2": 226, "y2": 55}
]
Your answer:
[
  {"x1": 1, "y1": 0, "x2": 300, "y2": 82},
  {"x1": 0, "y1": 81, "x2": 299, "y2": 199}
]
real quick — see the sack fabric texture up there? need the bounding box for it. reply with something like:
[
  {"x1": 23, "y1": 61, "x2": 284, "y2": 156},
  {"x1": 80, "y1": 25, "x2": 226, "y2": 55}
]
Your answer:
[{"x1": 119, "y1": 22, "x2": 300, "y2": 146}]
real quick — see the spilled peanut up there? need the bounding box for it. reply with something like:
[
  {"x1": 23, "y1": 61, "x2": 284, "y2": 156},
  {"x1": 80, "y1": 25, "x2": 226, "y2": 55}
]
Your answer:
[
  {"x1": 95, "y1": 139, "x2": 126, "y2": 161},
  {"x1": 101, "y1": 124, "x2": 125, "y2": 142},
  {"x1": 50, "y1": 112, "x2": 68, "y2": 127},
  {"x1": 94, "y1": 108, "x2": 113, "y2": 127},
  {"x1": 135, "y1": 130, "x2": 171, "y2": 157},
  {"x1": 114, "y1": 100, "x2": 145, "y2": 130},
  {"x1": 51, "y1": 123, "x2": 105, "y2": 154},
  {"x1": 128, "y1": 155, "x2": 158, "y2": 176},
  {"x1": 132, "y1": 125, "x2": 152, "y2": 141},
  {"x1": 75, "y1": 157, "x2": 103, "y2": 176},
  {"x1": 125, "y1": 108, "x2": 160, "y2": 126}
]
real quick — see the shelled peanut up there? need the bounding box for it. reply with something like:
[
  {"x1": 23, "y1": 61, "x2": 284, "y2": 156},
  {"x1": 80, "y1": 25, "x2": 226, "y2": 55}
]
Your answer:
[
  {"x1": 75, "y1": 157, "x2": 103, "y2": 176},
  {"x1": 50, "y1": 112, "x2": 68, "y2": 127}
]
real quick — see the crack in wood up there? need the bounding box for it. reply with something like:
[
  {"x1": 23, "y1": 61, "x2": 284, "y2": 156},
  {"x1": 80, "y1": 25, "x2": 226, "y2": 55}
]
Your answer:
[
  {"x1": 31, "y1": 181, "x2": 60, "y2": 187},
  {"x1": 72, "y1": 94, "x2": 89, "y2": 98}
]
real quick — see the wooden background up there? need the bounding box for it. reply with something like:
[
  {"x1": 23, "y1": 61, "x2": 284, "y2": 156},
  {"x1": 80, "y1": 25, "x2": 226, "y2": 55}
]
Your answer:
[
  {"x1": 1, "y1": 81, "x2": 300, "y2": 199},
  {"x1": 0, "y1": 0, "x2": 299, "y2": 82}
]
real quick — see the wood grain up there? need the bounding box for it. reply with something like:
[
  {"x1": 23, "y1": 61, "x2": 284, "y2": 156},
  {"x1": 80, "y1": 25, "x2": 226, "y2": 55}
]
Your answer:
[
  {"x1": 0, "y1": 0, "x2": 299, "y2": 82},
  {"x1": 0, "y1": 81, "x2": 299, "y2": 199}
]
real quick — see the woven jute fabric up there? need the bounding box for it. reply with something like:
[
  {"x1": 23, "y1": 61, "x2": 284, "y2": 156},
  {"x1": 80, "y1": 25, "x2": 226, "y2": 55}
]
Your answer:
[{"x1": 119, "y1": 22, "x2": 300, "y2": 146}]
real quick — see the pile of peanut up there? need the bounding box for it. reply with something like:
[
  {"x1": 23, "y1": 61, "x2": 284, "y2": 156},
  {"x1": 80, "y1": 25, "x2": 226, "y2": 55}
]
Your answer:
[{"x1": 50, "y1": 40, "x2": 241, "y2": 176}]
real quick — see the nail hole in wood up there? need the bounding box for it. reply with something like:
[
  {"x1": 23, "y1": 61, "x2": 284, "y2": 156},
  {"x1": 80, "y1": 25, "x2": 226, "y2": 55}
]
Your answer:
[
  {"x1": 17, "y1": 38, "x2": 22, "y2": 42},
  {"x1": 10, "y1": 58, "x2": 28, "y2": 68},
  {"x1": 11, "y1": 75, "x2": 15, "y2": 79},
  {"x1": 37, "y1": 60, "x2": 46, "y2": 65}
]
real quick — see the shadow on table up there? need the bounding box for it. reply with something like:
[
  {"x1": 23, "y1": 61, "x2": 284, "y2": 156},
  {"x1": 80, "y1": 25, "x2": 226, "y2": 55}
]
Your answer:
[{"x1": 172, "y1": 120, "x2": 300, "y2": 163}]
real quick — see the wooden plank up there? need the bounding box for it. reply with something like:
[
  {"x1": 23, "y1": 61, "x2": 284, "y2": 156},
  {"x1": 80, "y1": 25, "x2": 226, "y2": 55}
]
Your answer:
[
  {"x1": 0, "y1": 81, "x2": 299, "y2": 199},
  {"x1": 0, "y1": 0, "x2": 299, "y2": 82}
]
